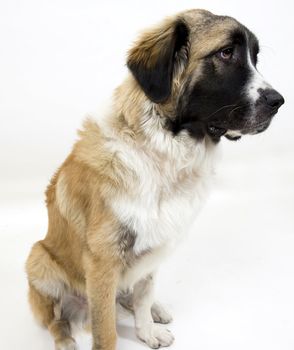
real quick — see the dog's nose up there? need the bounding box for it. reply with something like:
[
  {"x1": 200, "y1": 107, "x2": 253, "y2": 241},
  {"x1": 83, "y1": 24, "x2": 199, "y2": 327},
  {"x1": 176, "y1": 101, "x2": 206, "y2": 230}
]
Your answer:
[{"x1": 260, "y1": 88, "x2": 285, "y2": 109}]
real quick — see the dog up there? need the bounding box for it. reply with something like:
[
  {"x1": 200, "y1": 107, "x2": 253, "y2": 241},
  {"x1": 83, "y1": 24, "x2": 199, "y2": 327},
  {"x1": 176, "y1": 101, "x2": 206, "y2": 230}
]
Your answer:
[{"x1": 26, "y1": 9, "x2": 284, "y2": 350}]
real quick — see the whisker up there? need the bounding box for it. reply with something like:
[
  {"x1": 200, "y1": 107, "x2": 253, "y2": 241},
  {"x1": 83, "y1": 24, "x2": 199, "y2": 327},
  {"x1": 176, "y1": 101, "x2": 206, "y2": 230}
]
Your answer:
[
  {"x1": 205, "y1": 104, "x2": 237, "y2": 119},
  {"x1": 227, "y1": 102, "x2": 254, "y2": 118},
  {"x1": 227, "y1": 105, "x2": 244, "y2": 117}
]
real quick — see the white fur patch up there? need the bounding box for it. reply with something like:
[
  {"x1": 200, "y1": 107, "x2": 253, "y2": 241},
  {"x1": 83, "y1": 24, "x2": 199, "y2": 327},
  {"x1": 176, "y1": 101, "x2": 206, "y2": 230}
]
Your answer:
[
  {"x1": 119, "y1": 245, "x2": 170, "y2": 290},
  {"x1": 246, "y1": 49, "x2": 270, "y2": 102},
  {"x1": 108, "y1": 127, "x2": 216, "y2": 255},
  {"x1": 225, "y1": 130, "x2": 242, "y2": 138},
  {"x1": 100, "y1": 103, "x2": 218, "y2": 289}
]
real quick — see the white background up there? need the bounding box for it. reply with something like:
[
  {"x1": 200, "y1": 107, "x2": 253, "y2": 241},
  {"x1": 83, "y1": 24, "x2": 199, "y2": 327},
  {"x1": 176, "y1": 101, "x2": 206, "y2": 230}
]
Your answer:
[{"x1": 0, "y1": 0, "x2": 294, "y2": 349}]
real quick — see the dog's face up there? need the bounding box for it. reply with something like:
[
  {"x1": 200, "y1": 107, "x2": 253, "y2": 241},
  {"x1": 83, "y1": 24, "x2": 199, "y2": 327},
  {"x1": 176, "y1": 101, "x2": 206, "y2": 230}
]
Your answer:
[{"x1": 127, "y1": 10, "x2": 284, "y2": 142}]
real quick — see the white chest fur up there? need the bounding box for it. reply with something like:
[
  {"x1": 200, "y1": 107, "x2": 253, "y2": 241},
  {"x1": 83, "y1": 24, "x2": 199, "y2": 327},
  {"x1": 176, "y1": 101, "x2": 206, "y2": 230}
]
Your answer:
[
  {"x1": 112, "y1": 132, "x2": 218, "y2": 291},
  {"x1": 107, "y1": 130, "x2": 218, "y2": 256},
  {"x1": 112, "y1": 172, "x2": 210, "y2": 255}
]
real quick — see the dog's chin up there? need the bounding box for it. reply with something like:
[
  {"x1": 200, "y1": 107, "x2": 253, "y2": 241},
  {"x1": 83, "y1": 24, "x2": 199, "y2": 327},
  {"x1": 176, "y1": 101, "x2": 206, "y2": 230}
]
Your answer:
[
  {"x1": 222, "y1": 114, "x2": 273, "y2": 141},
  {"x1": 224, "y1": 120, "x2": 272, "y2": 141},
  {"x1": 241, "y1": 118, "x2": 273, "y2": 136},
  {"x1": 249, "y1": 120, "x2": 272, "y2": 135}
]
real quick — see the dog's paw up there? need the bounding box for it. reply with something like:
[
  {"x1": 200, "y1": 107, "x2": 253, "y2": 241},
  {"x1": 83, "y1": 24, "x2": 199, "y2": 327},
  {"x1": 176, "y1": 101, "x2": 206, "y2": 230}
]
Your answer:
[
  {"x1": 151, "y1": 303, "x2": 173, "y2": 324},
  {"x1": 55, "y1": 337, "x2": 77, "y2": 350},
  {"x1": 136, "y1": 323, "x2": 174, "y2": 348}
]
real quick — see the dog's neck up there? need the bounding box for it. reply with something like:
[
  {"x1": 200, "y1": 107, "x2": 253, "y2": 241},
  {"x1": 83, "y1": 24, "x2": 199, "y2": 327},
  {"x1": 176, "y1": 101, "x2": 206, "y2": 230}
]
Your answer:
[{"x1": 105, "y1": 76, "x2": 219, "y2": 173}]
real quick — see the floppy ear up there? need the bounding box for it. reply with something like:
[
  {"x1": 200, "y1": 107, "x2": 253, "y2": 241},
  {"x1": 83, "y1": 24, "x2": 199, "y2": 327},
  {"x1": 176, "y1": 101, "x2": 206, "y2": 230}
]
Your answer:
[{"x1": 127, "y1": 18, "x2": 189, "y2": 103}]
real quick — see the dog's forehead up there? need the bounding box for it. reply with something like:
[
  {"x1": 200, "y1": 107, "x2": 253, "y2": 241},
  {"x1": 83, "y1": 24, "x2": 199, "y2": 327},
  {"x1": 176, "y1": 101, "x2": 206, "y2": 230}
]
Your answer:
[
  {"x1": 182, "y1": 9, "x2": 241, "y2": 33},
  {"x1": 181, "y1": 10, "x2": 256, "y2": 56}
]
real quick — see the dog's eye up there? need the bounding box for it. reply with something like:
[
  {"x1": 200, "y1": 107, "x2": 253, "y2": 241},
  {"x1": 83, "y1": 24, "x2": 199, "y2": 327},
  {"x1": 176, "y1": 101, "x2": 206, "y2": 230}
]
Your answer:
[{"x1": 217, "y1": 47, "x2": 234, "y2": 60}]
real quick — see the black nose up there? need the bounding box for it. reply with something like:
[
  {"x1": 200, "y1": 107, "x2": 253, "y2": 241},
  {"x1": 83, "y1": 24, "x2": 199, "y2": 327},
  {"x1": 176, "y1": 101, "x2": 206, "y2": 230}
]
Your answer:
[{"x1": 260, "y1": 88, "x2": 285, "y2": 109}]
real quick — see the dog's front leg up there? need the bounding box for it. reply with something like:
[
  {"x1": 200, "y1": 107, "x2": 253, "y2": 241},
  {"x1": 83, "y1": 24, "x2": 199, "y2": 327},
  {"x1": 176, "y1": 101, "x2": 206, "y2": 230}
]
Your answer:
[
  {"x1": 133, "y1": 274, "x2": 174, "y2": 349},
  {"x1": 85, "y1": 252, "x2": 121, "y2": 350}
]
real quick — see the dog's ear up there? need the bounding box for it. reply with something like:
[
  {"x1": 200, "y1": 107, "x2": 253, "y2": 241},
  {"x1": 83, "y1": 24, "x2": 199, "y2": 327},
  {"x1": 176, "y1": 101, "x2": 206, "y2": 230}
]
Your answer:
[{"x1": 127, "y1": 18, "x2": 189, "y2": 103}]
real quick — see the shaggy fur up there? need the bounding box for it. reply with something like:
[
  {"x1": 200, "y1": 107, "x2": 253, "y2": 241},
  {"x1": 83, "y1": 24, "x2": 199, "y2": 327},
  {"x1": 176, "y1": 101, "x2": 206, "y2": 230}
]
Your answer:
[{"x1": 26, "y1": 9, "x2": 284, "y2": 350}]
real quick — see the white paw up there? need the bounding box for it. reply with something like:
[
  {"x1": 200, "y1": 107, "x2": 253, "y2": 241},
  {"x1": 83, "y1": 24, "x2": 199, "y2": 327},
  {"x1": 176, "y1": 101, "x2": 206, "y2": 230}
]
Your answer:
[
  {"x1": 55, "y1": 337, "x2": 77, "y2": 350},
  {"x1": 137, "y1": 323, "x2": 174, "y2": 349},
  {"x1": 151, "y1": 303, "x2": 173, "y2": 324}
]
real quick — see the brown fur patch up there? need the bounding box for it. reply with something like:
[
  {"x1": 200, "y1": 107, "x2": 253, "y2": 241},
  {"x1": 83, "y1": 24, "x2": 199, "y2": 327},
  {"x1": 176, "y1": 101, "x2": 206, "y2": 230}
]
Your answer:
[{"x1": 26, "y1": 9, "x2": 244, "y2": 350}]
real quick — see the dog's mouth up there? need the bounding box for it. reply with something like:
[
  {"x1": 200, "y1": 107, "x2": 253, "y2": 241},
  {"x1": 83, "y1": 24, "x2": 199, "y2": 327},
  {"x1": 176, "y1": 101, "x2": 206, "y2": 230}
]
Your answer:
[
  {"x1": 225, "y1": 133, "x2": 242, "y2": 141},
  {"x1": 206, "y1": 101, "x2": 279, "y2": 142},
  {"x1": 207, "y1": 125, "x2": 227, "y2": 138},
  {"x1": 207, "y1": 125, "x2": 241, "y2": 141},
  {"x1": 207, "y1": 118, "x2": 273, "y2": 142}
]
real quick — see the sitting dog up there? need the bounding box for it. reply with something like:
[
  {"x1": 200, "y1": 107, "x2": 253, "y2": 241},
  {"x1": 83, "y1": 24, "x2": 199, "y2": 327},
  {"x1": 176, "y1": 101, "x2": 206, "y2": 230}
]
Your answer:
[{"x1": 26, "y1": 9, "x2": 284, "y2": 350}]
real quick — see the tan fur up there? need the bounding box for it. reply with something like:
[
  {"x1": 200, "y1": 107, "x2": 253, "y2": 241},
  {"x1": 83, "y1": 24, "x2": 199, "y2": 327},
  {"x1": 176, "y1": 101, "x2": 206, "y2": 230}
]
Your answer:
[
  {"x1": 127, "y1": 17, "x2": 179, "y2": 69},
  {"x1": 26, "y1": 9, "x2": 241, "y2": 350}
]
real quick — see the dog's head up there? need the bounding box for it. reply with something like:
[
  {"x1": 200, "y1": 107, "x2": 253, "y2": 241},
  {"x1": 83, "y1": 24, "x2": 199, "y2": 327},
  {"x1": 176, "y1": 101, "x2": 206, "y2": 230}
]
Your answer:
[{"x1": 127, "y1": 10, "x2": 284, "y2": 142}]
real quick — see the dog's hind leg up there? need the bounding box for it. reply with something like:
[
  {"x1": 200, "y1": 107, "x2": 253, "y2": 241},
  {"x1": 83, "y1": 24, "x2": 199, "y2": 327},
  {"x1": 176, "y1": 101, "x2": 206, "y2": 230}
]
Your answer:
[
  {"x1": 26, "y1": 241, "x2": 77, "y2": 350},
  {"x1": 28, "y1": 284, "x2": 77, "y2": 350}
]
